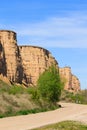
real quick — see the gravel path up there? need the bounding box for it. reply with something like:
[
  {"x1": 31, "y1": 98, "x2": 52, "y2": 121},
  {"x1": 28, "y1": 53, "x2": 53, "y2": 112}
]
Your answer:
[{"x1": 0, "y1": 102, "x2": 87, "y2": 130}]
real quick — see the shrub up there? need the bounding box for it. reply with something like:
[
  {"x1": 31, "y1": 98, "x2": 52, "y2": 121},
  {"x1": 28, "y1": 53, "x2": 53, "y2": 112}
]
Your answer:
[
  {"x1": 37, "y1": 65, "x2": 63, "y2": 104},
  {"x1": 8, "y1": 85, "x2": 24, "y2": 95},
  {"x1": 60, "y1": 89, "x2": 87, "y2": 104}
]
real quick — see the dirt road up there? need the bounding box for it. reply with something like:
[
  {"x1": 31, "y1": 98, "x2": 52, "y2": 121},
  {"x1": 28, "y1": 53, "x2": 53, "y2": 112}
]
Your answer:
[{"x1": 0, "y1": 102, "x2": 87, "y2": 130}]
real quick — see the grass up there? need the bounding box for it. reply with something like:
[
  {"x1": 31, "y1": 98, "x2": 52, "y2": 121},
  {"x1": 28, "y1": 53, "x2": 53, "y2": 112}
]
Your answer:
[
  {"x1": 0, "y1": 80, "x2": 60, "y2": 118},
  {"x1": 32, "y1": 121, "x2": 87, "y2": 130},
  {"x1": 0, "y1": 105, "x2": 60, "y2": 118},
  {"x1": 0, "y1": 108, "x2": 48, "y2": 118},
  {"x1": 0, "y1": 79, "x2": 86, "y2": 119},
  {"x1": 60, "y1": 90, "x2": 87, "y2": 104}
]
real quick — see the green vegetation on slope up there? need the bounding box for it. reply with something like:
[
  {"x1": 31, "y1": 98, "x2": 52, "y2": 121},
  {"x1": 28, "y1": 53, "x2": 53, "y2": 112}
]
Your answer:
[
  {"x1": 0, "y1": 66, "x2": 62, "y2": 118},
  {"x1": 60, "y1": 90, "x2": 87, "y2": 104},
  {"x1": 32, "y1": 121, "x2": 87, "y2": 130},
  {"x1": 0, "y1": 65, "x2": 86, "y2": 118}
]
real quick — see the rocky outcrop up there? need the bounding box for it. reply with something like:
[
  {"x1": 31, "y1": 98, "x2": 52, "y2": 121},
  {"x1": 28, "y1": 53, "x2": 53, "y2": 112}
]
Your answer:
[
  {"x1": 0, "y1": 30, "x2": 58, "y2": 86},
  {"x1": 59, "y1": 67, "x2": 80, "y2": 92},
  {"x1": 0, "y1": 30, "x2": 80, "y2": 92},
  {"x1": 0, "y1": 74, "x2": 11, "y2": 85},
  {"x1": 19, "y1": 46, "x2": 58, "y2": 85},
  {"x1": 0, "y1": 30, "x2": 19, "y2": 81},
  {"x1": 71, "y1": 75, "x2": 80, "y2": 92}
]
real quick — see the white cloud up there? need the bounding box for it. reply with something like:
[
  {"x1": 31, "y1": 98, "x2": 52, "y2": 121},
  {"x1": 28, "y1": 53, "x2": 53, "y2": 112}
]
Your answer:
[{"x1": 1, "y1": 12, "x2": 87, "y2": 48}]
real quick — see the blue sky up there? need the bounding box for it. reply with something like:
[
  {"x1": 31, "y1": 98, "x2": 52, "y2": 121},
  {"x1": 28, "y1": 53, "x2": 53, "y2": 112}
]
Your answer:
[{"x1": 0, "y1": 0, "x2": 87, "y2": 89}]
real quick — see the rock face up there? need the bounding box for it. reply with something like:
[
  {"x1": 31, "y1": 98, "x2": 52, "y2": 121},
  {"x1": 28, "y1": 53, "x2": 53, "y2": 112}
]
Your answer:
[
  {"x1": 71, "y1": 75, "x2": 80, "y2": 92},
  {"x1": 0, "y1": 30, "x2": 58, "y2": 86},
  {"x1": 0, "y1": 30, "x2": 20, "y2": 82},
  {"x1": 0, "y1": 30, "x2": 80, "y2": 92},
  {"x1": 59, "y1": 67, "x2": 80, "y2": 92},
  {"x1": 19, "y1": 46, "x2": 58, "y2": 85}
]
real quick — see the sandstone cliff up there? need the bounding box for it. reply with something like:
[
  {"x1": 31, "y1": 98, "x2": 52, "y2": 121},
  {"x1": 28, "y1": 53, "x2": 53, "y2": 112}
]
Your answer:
[
  {"x1": 59, "y1": 67, "x2": 80, "y2": 92},
  {"x1": 0, "y1": 30, "x2": 80, "y2": 92},
  {"x1": 0, "y1": 30, "x2": 19, "y2": 81},
  {"x1": 0, "y1": 30, "x2": 58, "y2": 86},
  {"x1": 19, "y1": 46, "x2": 58, "y2": 85}
]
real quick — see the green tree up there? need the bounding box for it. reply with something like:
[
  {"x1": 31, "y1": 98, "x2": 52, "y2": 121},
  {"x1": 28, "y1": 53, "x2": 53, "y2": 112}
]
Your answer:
[{"x1": 37, "y1": 65, "x2": 63, "y2": 104}]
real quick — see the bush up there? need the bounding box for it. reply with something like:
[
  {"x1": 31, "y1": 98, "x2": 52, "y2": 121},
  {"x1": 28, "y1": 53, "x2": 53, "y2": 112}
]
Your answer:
[
  {"x1": 8, "y1": 85, "x2": 24, "y2": 95},
  {"x1": 60, "y1": 90, "x2": 87, "y2": 104},
  {"x1": 37, "y1": 65, "x2": 63, "y2": 103},
  {"x1": 27, "y1": 87, "x2": 39, "y2": 100}
]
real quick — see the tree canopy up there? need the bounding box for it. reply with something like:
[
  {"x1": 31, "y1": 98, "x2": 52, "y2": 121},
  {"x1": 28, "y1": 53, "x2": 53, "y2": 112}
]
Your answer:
[{"x1": 37, "y1": 65, "x2": 63, "y2": 103}]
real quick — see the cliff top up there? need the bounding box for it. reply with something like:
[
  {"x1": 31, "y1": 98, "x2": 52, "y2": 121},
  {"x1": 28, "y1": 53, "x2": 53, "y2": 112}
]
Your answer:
[
  {"x1": 60, "y1": 66, "x2": 71, "y2": 69},
  {"x1": 19, "y1": 45, "x2": 51, "y2": 53},
  {"x1": 0, "y1": 30, "x2": 16, "y2": 34}
]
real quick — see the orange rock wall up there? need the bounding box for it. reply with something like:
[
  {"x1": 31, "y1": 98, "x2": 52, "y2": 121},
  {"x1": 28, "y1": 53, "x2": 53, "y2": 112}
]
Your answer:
[
  {"x1": 0, "y1": 30, "x2": 58, "y2": 85},
  {"x1": 0, "y1": 30, "x2": 20, "y2": 82},
  {"x1": 59, "y1": 67, "x2": 80, "y2": 92},
  {"x1": 0, "y1": 30, "x2": 80, "y2": 92},
  {"x1": 19, "y1": 46, "x2": 58, "y2": 85}
]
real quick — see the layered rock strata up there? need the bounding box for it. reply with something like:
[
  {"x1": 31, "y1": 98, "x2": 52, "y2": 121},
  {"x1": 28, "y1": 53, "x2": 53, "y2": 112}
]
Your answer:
[
  {"x1": 0, "y1": 30, "x2": 80, "y2": 92},
  {"x1": 0, "y1": 30, "x2": 20, "y2": 82},
  {"x1": 19, "y1": 46, "x2": 58, "y2": 85},
  {"x1": 0, "y1": 30, "x2": 58, "y2": 86},
  {"x1": 59, "y1": 67, "x2": 80, "y2": 92}
]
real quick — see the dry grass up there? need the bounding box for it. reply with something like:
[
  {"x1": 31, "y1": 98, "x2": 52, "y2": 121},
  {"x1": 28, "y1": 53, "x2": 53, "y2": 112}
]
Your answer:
[
  {"x1": 32, "y1": 121, "x2": 87, "y2": 130},
  {"x1": 0, "y1": 93, "x2": 40, "y2": 114}
]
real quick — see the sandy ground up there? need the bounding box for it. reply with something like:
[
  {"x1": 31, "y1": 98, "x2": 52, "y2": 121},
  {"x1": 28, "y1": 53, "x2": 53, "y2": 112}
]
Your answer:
[{"x1": 0, "y1": 102, "x2": 87, "y2": 130}]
